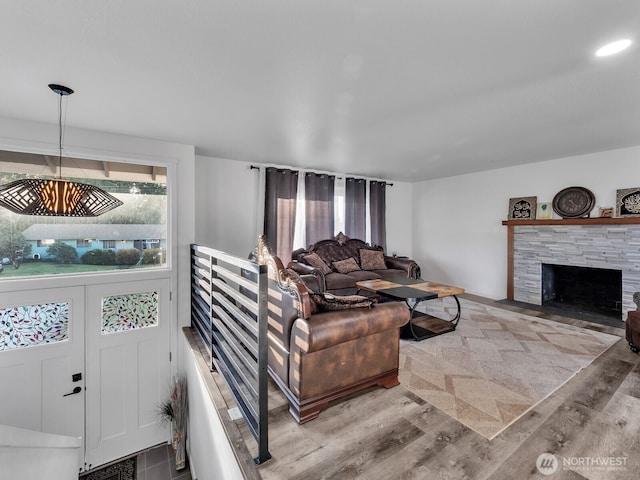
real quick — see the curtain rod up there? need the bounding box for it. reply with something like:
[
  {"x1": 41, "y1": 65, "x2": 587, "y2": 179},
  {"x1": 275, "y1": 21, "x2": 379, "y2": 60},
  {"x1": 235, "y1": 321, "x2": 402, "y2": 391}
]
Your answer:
[{"x1": 249, "y1": 165, "x2": 393, "y2": 186}]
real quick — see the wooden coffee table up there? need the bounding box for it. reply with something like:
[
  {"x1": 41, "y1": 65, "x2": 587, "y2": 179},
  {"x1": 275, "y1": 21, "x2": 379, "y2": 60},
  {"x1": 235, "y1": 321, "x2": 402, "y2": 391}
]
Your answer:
[{"x1": 357, "y1": 278, "x2": 465, "y2": 341}]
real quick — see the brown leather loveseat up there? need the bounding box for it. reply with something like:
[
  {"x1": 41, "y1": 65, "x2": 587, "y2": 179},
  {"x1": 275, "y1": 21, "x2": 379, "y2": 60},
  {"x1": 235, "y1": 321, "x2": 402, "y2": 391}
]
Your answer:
[
  {"x1": 288, "y1": 232, "x2": 421, "y2": 295},
  {"x1": 253, "y1": 236, "x2": 410, "y2": 423}
]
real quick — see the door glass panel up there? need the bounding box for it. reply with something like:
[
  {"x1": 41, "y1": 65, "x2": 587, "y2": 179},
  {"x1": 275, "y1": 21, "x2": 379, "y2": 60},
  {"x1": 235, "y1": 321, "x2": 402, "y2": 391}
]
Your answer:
[
  {"x1": 0, "y1": 302, "x2": 69, "y2": 350},
  {"x1": 101, "y1": 291, "x2": 158, "y2": 334}
]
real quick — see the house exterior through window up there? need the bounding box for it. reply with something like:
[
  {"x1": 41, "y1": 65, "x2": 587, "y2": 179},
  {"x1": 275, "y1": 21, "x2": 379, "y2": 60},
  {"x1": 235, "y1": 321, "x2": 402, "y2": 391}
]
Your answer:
[{"x1": 0, "y1": 151, "x2": 168, "y2": 278}]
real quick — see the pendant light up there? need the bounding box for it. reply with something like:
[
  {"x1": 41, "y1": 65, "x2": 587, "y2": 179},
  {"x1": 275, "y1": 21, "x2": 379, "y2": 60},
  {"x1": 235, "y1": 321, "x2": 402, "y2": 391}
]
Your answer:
[{"x1": 0, "y1": 84, "x2": 123, "y2": 216}]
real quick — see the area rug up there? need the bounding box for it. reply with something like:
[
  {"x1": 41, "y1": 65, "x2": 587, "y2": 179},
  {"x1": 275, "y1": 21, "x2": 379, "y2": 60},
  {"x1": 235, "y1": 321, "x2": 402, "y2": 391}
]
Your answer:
[
  {"x1": 398, "y1": 299, "x2": 620, "y2": 440},
  {"x1": 80, "y1": 457, "x2": 136, "y2": 480}
]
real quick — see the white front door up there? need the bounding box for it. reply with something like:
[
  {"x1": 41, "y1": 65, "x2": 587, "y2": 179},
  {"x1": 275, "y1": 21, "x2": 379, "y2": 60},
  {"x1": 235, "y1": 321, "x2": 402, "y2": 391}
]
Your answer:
[
  {"x1": 85, "y1": 279, "x2": 171, "y2": 469},
  {"x1": 0, "y1": 287, "x2": 85, "y2": 472}
]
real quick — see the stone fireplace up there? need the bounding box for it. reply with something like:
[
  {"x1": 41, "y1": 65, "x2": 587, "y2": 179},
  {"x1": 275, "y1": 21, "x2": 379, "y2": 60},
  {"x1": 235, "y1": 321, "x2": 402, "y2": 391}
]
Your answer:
[{"x1": 503, "y1": 218, "x2": 640, "y2": 322}]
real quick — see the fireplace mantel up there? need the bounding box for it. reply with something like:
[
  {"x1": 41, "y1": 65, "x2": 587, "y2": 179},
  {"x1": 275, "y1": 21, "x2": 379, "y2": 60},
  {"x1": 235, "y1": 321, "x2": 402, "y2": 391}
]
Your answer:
[
  {"x1": 502, "y1": 217, "x2": 640, "y2": 302},
  {"x1": 503, "y1": 217, "x2": 640, "y2": 227}
]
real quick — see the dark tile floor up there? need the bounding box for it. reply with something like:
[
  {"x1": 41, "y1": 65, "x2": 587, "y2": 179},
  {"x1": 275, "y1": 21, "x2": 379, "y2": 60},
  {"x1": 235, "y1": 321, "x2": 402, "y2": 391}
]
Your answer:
[{"x1": 136, "y1": 444, "x2": 191, "y2": 480}]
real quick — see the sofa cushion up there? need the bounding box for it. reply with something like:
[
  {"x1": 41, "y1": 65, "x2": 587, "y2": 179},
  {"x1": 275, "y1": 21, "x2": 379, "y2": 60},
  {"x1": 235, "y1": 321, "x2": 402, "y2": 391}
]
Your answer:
[
  {"x1": 332, "y1": 257, "x2": 361, "y2": 274},
  {"x1": 376, "y1": 269, "x2": 408, "y2": 281},
  {"x1": 309, "y1": 239, "x2": 367, "y2": 266},
  {"x1": 310, "y1": 293, "x2": 377, "y2": 311},
  {"x1": 324, "y1": 272, "x2": 357, "y2": 291},
  {"x1": 348, "y1": 270, "x2": 382, "y2": 282},
  {"x1": 303, "y1": 252, "x2": 332, "y2": 275},
  {"x1": 359, "y1": 248, "x2": 386, "y2": 270}
]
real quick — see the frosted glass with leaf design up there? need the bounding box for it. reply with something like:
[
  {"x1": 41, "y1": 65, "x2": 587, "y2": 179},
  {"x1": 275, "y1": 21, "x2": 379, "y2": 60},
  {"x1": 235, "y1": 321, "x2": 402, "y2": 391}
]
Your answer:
[
  {"x1": 101, "y1": 291, "x2": 159, "y2": 334},
  {"x1": 0, "y1": 302, "x2": 69, "y2": 350}
]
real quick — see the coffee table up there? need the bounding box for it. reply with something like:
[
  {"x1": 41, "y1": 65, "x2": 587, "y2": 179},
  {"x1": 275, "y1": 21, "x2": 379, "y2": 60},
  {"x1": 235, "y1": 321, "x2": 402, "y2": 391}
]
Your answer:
[{"x1": 356, "y1": 278, "x2": 465, "y2": 341}]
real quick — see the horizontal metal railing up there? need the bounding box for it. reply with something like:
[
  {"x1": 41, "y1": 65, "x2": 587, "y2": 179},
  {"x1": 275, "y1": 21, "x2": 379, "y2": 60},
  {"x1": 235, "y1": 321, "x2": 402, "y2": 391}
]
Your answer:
[{"x1": 190, "y1": 244, "x2": 270, "y2": 464}]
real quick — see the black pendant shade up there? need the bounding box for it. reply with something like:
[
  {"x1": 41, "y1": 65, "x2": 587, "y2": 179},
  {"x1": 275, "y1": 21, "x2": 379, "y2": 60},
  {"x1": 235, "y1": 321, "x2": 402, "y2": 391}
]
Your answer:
[
  {"x1": 0, "y1": 84, "x2": 123, "y2": 217},
  {"x1": 0, "y1": 178, "x2": 123, "y2": 216}
]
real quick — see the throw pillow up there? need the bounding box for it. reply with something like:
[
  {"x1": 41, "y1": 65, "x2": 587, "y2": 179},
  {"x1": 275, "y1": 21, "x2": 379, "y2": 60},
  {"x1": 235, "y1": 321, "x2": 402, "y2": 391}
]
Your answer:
[
  {"x1": 310, "y1": 293, "x2": 377, "y2": 311},
  {"x1": 302, "y1": 252, "x2": 332, "y2": 275},
  {"x1": 359, "y1": 249, "x2": 387, "y2": 270},
  {"x1": 332, "y1": 257, "x2": 361, "y2": 274}
]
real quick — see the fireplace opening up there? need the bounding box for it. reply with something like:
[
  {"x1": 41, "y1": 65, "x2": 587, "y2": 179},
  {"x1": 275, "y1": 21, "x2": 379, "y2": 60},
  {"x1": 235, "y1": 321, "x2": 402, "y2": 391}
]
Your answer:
[{"x1": 542, "y1": 264, "x2": 622, "y2": 319}]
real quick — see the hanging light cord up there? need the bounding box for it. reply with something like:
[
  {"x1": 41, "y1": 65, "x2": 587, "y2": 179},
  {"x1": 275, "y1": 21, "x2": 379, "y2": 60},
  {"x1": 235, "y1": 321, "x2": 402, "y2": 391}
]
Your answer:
[{"x1": 57, "y1": 91, "x2": 63, "y2": 179}]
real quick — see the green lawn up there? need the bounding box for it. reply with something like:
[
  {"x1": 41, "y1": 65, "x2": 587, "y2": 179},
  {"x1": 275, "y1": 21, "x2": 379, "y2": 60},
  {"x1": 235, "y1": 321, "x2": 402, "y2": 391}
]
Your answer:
[{"x1": 0, "y1": 261, "x2": 162, "y2": 278}]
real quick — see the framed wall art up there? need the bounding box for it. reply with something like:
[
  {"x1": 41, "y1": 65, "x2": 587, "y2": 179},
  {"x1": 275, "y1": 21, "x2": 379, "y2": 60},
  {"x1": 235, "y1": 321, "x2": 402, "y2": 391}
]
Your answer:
[
  {"x1": 536, "y1": 202, "x2": 552, "y2": 219},
  {"x1": 616, "y1": 188, "x2": 640, "y2": 218},
  {"x1": 508, "y1": 196, "x2": 537, "y2": 220},
  {"x1": 598, "y1": 206, "x2": 613, "y2": 218}
]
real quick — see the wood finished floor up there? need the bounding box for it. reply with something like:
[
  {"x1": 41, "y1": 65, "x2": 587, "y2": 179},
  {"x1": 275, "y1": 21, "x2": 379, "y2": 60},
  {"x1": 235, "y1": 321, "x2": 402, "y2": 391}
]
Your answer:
[{"x1": 229, "y1": 294, "x2": 640, "y2": 479}]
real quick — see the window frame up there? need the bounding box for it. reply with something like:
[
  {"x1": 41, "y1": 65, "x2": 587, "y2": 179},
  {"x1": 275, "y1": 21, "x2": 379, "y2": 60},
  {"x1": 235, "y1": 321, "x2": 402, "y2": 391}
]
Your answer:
[
  {"x1": 0, "y1": 143, "x2": 177, "y2": 288},
  {"x1": 76, "y1": 239, "x2": 93, "y2": 249},
  {"x1": 102, "y1": 240, "x2": 116, "y2": 249}
]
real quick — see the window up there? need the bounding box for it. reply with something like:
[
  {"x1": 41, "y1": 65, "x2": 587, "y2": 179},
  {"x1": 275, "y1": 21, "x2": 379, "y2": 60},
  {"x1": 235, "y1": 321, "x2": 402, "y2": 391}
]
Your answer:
[
  {"x1": 264, "y1": 167, "x2": 387, "y2": 261},
  {"x1": 37, "y1": 239, "x2": 55, "y2": 247},
  {"x1": 0, "y1": 151, "x2": 168, "y2": 278}
]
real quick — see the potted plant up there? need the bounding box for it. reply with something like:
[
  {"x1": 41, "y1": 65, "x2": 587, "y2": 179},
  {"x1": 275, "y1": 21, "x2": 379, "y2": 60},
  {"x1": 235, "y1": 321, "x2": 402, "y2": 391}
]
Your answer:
[{"x1": 158, "y1": 375, "x2": 188, "y2": 470}]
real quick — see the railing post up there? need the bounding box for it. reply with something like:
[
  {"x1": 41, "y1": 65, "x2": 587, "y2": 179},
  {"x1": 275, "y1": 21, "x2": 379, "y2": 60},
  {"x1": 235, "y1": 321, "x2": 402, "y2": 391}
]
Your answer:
[
  {"x1": 255, "y1": 264, "x2": 271, "y2": 464},
  {"x1": 209, "y1": 251, "x2": 216, "y2": 371}
]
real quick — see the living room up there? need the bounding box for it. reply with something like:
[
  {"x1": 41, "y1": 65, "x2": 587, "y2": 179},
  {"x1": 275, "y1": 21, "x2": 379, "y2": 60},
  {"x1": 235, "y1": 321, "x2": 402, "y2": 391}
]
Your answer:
[
  {"x1": 1, "y1": 2, "x2": 639, "y2": 479},
  {"x1": 196, "y1": 145, "x2": 640, "y2": 305}
]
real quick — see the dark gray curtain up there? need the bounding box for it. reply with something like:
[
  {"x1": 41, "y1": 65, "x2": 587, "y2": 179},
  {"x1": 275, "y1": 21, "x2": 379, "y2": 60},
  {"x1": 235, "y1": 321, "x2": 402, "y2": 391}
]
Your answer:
[
  {"x1": 264, "y1": 167, "x2": 298, "y2": 263},
  {"x1": 369, "y1": 180, "x2": 386, "y2": 250},
  {"x1": 305, "y1": 172, "x2": 335, "y2": 246},
  {"x1": 345, "y1": 177, "x2": 366, "y2": 240}
]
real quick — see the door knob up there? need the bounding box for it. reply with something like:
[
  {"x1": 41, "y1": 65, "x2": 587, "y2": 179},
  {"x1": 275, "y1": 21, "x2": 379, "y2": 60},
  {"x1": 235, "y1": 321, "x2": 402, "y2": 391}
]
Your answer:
[{"x1": 63, "y1": 386, "x2": 82, "y2": 397}]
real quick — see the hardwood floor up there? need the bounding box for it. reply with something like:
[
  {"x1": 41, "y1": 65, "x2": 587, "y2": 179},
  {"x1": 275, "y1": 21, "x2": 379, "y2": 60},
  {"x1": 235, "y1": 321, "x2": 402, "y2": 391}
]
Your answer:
[{"x1": 228, "y1": 294, "x2": 640, "y2": 479}]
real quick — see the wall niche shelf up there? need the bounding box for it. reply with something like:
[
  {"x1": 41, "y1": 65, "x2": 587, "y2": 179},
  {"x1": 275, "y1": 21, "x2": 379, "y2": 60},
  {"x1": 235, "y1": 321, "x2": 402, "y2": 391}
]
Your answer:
[{"x1": 502, "y1": 216, "x2": 640, "y2": 300}]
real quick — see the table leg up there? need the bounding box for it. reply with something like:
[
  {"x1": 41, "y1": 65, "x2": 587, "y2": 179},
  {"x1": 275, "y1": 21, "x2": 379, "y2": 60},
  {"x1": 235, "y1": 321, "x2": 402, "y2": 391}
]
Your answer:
[
  {"x1": 450, "y1": 295, "x2": 461, "y2": 326},
  {"x1": 402, "y1": 295, "x2": 462, "y2": 341},
  {"x1": 405, "y1": 298, "x2": 421, "y2": 340}
]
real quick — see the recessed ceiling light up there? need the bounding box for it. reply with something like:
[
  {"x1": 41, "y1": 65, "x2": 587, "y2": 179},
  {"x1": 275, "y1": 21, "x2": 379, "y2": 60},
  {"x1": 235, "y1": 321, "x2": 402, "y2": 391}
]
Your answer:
[{"x1": 595, "y1": 39, "x2": 632, "y2": 57}]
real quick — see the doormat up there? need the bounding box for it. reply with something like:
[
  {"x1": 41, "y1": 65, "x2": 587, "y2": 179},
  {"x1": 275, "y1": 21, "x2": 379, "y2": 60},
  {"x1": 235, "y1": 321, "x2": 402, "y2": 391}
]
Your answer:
[{"x1": 80, "y1": 457, "x2": 136, "y2": 480}]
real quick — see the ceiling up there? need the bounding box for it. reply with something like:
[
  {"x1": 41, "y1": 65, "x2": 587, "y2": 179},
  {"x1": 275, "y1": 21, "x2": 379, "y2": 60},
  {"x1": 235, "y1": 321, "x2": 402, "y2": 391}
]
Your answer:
[{"x1": 1, "y1": 1, "x2": 638, "y2": 182}]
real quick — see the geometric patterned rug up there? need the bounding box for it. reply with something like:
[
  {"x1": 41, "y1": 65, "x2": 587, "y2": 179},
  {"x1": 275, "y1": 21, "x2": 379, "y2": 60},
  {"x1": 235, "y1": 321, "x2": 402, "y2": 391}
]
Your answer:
[{"x1": 399, "y1": 299, "x2": 620, "y2": 439}]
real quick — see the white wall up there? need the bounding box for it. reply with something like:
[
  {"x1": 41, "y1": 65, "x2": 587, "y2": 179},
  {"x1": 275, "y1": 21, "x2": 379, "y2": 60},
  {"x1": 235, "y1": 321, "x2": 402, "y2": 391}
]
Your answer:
[
  {"x1": 412, "y1": 145, "x2": 640, "y2": 299},
  {"x1": 180, "y1": 334, "x2": 244, "y2": 480},
  {"x1": 0, "y1": 424, "x2": 81, "y2": 480},
  {"x1": 195, "y1": 156, "x2": 260, "y2": 257},
  {"x1": 194, "y1": 155, "x2": 414, "y2": 258},
  {"x1": 385, "y1": 180, "x2": 413, "y2": 257}
]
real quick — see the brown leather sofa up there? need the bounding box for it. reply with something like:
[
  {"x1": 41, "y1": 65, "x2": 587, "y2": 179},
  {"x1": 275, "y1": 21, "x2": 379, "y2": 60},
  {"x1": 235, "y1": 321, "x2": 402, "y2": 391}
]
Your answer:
[
  {"x1": 253, "y1": 235, "x2": 410, "y2": 423},
  {"x1": 288, "y1": 232, "x2": 421, "y2": 295}
]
